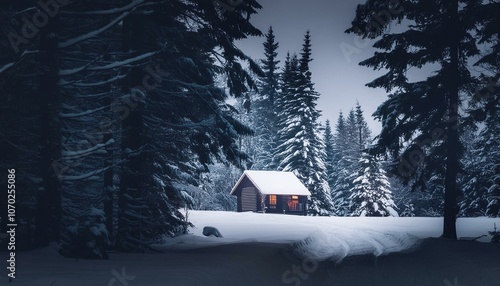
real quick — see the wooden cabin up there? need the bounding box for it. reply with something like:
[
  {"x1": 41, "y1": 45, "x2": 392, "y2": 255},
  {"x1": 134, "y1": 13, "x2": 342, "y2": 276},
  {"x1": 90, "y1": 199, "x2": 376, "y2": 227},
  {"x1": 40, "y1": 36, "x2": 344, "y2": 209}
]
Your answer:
[{"x1": 230, "y1": 170, "x2": 311, "y2": 215}]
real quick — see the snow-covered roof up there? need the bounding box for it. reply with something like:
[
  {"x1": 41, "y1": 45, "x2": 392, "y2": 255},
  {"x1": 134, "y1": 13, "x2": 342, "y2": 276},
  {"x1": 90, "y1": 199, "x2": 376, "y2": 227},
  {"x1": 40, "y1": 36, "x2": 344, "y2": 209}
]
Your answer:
[{"x1": 230, "y1": 170, "x2": 311, "y2": 196}]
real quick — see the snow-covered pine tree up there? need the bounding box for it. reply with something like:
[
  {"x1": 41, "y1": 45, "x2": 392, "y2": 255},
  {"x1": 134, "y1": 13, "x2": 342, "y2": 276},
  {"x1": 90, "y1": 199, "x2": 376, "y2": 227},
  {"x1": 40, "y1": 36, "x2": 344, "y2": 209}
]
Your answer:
[
  {"x1": 116, "y1": 0, "x2": 263, "y2": 251},
  {"x1": 330, "y1": 106, "x2": 372, "y2": 216},
  {"x1": 274, "y1": 52, "x2": 298, "y2": 168},
  {"x1": 330, "y1": 111, "x2": 352, "y2": 215},
  {"x1": 324, "y1": 120, "x2": 336, "y2": 192},
  {"x1": 479, "y1": 100, "x2": 499, "y2": 219},
  {"x1": 252, "y1": 26, "x2": 280, "y2": 170},
  {"x1": 354, "y1": 102, "x2": 372, "y2": 151},
  {"x1": 463, "y1": 1, "x2": 499, "y2": 217},
  {"x1": 461, "y1": 104, "x2": 499, "y2": 217},
  {"x1": 349, "y1": 152, "x2": 398, "y2": 217},
  {"x1": 39, "y1": 0, "x2": 137, "y2": 258},
  {"x1": 458, "y1": 129, "x2": 488, "y2": 217},
  {"x1": 275, "y1": 32, "x2": 332, "y2": 215},
  {"x1": 347, "y1": 0, "x2": 486, "y2": 238},
  {"x1": 192, "y1": 164, "x2": 240, "y2": 211}
]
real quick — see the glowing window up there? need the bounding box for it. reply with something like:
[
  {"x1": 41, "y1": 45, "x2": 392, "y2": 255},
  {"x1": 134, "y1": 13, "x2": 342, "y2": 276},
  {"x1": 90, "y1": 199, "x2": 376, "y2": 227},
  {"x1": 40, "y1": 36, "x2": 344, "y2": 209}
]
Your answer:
[
  {"x1": 269, "y1": 195, "x2": 277, "y2": 206},
  {"x1": 291, "y1": 195, "x2": 299, "y2": 200}
]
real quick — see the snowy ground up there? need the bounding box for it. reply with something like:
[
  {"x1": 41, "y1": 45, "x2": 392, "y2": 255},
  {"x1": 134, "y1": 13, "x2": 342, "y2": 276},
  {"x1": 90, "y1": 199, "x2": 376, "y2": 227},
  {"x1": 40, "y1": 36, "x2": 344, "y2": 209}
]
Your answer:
[
  {"x1": 4, "y1": 211, "x2": 500, "y2": 286},
  {"x1": 165, "y1": 211, "x2": 498, "y2": 260}
]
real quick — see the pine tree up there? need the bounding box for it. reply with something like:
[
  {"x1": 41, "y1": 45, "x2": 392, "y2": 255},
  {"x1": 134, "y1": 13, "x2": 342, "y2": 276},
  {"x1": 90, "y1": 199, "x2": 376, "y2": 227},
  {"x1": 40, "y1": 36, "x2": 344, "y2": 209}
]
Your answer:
[
  {"x1": 354, "y1": 102, "x2": 372, "y2": 151},
  {"x1": 275, "y1": 32, "x2": 332, "y2": 215},
  {"x1": 349, "y1": 152, "x2": 398, "y2": 217},
  {"x1": 116, "y1": 0, "x2": 263, "y2": 251},
  {"x1": 461, "y1": 108, "x2": 499, "y2": 217},
  {"x1": 463, "y1": 1, "x2": 499, "y2": 217},
  {"x1": 459, "y1": 129, "x2": 489, "y2": 217},
  {"x1": 330, "y1": 107, "x2": 372, "y2": 216},
  {"x1": 252, "y1": 26, "x2": 280, "y2": 170},
  {"x1": 347, "y1": 0, "x2": 486, "y2": 238},
  {"x1": 324, "y1": 120, "x2": 336, "y2": 191},
  {"x1": 330, "y1": 111, "x2": 351, "y2": 215}
]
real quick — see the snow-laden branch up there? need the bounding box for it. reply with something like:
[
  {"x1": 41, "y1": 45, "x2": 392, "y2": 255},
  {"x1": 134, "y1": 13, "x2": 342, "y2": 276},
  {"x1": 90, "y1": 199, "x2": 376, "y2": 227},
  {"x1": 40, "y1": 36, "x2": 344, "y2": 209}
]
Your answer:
[
  {"x1": 61, "y1": 0, "x2": 144, "y2": 15},
  {"x1": 62, "y1": 139, "x2": 114, "y2": 159},
  {"x1": 0, "y1": 62, "x2": 15, "y2": 75},
  {"x1": 60, "y1": 164, "x2": 116, "y2": 181},
  {"x1": 58, "y1": 74, "x2": 126, "y2": 87},
  {"x1": 58, "y1": 60, "x2": 96, "y2": 76},
  {"x1": 59, "y1": 105, "x2": 107, "y2": 118},
  {"x1": 0, "y1": 50, "x2": 39, "y2": 75},
  {"x1": 14, "y1": 6, "x2": 37, "y2": 16},
  {"x1": 58, "y1": 51, "x2": 156, "y2": 75},
  {"x1": 59, "y1": 11, "x2": 130, "y2": 48},
  {"x1": 88, "y1": 51, "x2": 158, "y2": 71},
  {"x1": 70, "y1": 91, "x2": 111, "y2": 99}
]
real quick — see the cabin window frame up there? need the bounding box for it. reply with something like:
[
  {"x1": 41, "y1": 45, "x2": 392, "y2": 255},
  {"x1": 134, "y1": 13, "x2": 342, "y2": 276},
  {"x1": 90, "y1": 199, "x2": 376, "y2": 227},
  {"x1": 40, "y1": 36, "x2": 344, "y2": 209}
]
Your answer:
[
  {"x1": 288, "y1": 195, "x2": 301, "y2": 211},
  {"x1": 269, "y1": 195, "x2": 277, "y2": 208}
]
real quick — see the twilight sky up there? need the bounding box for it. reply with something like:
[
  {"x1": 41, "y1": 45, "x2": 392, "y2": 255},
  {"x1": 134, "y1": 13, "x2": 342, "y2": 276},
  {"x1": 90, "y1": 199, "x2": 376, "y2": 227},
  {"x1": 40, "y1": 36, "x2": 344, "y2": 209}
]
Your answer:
[{"x1": 236, "y1": 0, "x2": 388, "y2": 135}]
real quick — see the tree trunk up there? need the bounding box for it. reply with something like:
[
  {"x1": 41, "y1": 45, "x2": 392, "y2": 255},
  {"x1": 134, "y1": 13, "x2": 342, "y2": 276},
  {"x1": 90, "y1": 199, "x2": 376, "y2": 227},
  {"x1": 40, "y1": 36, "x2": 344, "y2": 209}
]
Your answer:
[
  {"x1": 442, "y1": 0, "x2": 459, "y2": 240},
  {"x1": 117, "y1": 13, "x2": 146, "y2": 250},
  {"x1": 36, "y1": 17, "x2": 62, "y2": 247},
  {"x1": 103, "y1": 92, "x2": 115, "y2": 243}
]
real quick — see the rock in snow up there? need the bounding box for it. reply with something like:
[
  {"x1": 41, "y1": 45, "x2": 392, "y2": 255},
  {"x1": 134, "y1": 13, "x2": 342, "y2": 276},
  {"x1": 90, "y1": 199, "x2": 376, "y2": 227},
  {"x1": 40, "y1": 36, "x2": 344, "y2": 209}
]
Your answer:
[{"x1": 202, "y1": 226, "x2": 223, "y2": 238}]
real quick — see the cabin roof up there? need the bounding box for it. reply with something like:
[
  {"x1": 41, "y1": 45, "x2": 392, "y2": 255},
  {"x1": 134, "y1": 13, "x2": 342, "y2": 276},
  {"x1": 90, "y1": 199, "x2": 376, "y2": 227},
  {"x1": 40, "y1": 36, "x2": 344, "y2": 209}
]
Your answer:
[{"x1": 230, "y1": 170, "x2": 311, "y2": 196}]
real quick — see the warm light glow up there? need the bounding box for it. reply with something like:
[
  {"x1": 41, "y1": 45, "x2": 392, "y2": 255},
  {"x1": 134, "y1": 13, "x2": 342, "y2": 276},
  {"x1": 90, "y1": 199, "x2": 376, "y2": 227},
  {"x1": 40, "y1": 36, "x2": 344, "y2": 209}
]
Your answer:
[
  {"x1": 269, "y1": 195, "x2": 277, "y2": 205},
  {"x1": 291, "y1": 195, "x2": 298, "y2": 200}
]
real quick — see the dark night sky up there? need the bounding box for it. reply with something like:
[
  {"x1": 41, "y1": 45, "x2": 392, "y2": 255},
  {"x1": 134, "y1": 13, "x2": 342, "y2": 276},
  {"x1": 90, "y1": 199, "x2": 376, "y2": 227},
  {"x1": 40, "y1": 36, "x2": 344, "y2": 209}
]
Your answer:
[{"x1": 236, "y1": 0, "x2": 389, "y2": 134}]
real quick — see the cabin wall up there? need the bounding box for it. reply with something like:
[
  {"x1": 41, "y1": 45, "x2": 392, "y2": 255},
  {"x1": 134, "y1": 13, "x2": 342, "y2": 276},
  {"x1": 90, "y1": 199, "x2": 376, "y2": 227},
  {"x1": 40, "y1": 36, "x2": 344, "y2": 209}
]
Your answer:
[{"x1": 235, "y1": 177, "x2": 259, "y2": 212}]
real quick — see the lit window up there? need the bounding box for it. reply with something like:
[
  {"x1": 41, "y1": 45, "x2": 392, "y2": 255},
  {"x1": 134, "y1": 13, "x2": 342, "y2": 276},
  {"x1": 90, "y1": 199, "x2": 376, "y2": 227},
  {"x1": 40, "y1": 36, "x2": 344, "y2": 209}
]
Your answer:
[
  {"x1": 291, "y1": 195, "x2": 299, "y2": 200},
  {"x1": 269, "y1": 195, "x2": 277, "y2": 207}
]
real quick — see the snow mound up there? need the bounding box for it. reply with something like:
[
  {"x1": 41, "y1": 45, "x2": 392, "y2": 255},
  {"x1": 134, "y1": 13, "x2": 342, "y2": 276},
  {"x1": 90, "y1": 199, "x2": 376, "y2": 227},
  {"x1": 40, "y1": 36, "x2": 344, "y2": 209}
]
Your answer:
[{"x1": 289, "y1": 229, "x2": 420, "y2": 262}]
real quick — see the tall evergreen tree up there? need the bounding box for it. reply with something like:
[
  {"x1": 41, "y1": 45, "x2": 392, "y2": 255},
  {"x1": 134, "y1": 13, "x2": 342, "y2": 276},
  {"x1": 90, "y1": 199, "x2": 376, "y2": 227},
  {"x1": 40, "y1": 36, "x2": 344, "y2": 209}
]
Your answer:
[
  {"x1": 116, "y1": 0, "x2": 263, "y2": 251},
  {"x1": 330, "y1": 106, "x2": 372, "y2": 216},
  {"x1": 252, "y1": 26, "x2": 280, "y2": 170},
  {"x1": 330, "y1": 111, "x2": 351, "y2": 215},
  {"x1": 275, "y1": 32, "x2": 332, "y2": 215},
  {"x1": 347, "y1": 0, "x2": 485, "y2": 238}
]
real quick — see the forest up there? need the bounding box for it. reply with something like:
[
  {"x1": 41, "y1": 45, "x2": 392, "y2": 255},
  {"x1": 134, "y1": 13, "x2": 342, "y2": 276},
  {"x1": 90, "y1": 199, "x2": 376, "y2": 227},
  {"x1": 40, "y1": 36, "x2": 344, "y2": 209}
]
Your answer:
[{"x1": 0, "y1": 0, "x2": 498, "y2": 261}]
